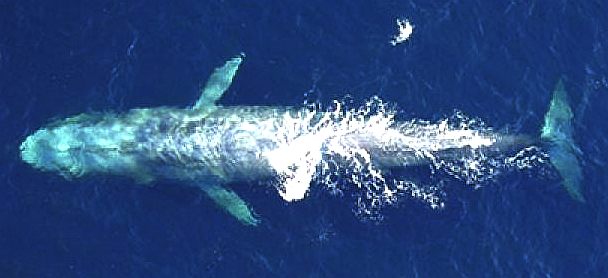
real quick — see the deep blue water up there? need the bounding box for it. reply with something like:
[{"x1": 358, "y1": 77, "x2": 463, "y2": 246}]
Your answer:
[{"x1": 2, "y1": 1, "x2": 608, "y2": 277}]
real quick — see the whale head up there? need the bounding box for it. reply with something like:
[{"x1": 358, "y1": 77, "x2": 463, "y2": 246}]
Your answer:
[
  {"x1": 20, "y1": 117, "x2": 95, "y2": 178},
  {"x1": 20, "y1": 113, "x2": 141, "y2": 179}
]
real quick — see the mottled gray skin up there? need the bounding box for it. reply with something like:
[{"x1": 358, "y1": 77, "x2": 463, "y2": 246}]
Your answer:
[
  {"x1": 21, "y1": 105, "x2": 533, "y2": 185},
  {"x1": 138, "y1": 106, "x2": 298, "y2": 183}
]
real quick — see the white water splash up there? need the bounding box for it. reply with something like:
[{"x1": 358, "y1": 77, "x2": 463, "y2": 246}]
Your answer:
[
  {"x1": 264, "y1": 99, "x2": 394, "y2": 201},
  {"x1": 262, "y1": 98, "x2": 546, "y2": 220},
  {"x1": 390, "y1": 18, "x2": 414, "y2": 46}
]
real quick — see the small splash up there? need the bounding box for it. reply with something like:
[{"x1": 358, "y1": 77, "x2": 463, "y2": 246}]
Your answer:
[{"x1": 390, "y1": 18, "x2": 414, "y2": 46}]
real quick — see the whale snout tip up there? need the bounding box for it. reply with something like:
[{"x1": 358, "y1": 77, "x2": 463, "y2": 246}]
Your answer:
[
  {"x1": 19, "y1": 127, "x2": 89, "y2": 178},
  {"x1": 19, "y1": 129, "x2": 64, "y2": 170},
  {"x1": 20, "y1": 132, "x2": 42, "y2": 166}
]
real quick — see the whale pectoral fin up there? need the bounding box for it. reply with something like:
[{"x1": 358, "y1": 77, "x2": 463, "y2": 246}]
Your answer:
[
  {"x1": 193, "y1": 53, "x2": 245, "y2": 110},
  {"x1": 132, "y1": 172, "x2": 155, "y2": 186},
  {"x1": 128, "y1": 166, "x2": 156, "y2": 186},
  {"x1": 200, "y1": 184, "x2": 260, "y2": 226}
]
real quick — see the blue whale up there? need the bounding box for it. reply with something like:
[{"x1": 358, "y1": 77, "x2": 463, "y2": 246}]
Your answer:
[{"x1": 20, "y1": 54, "x2": 583, "y2": 225}]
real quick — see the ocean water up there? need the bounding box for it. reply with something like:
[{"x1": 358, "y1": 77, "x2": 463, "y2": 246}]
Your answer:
[{"x1": 1, "y1": 1, "x2": 608, "y2": 277}]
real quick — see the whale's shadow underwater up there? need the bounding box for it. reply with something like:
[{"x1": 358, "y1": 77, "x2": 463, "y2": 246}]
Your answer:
[{"x1": 19, "y1": 54, "x2": 583, "y2": 225}]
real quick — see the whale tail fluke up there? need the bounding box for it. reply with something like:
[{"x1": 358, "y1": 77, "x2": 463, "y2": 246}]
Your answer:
[{"x1": 541, "y1": 78, "x2": 584, "y2": 202}]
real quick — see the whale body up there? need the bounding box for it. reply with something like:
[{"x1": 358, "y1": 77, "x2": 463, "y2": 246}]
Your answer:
[{"x1": 19, "y1": 55, "x2": 583, "y2": 225}]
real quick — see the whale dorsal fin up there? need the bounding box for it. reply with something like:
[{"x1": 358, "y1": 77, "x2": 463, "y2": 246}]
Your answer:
[{"x1": 193, "y1": 53, "x2": 245, "y2": 110}]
